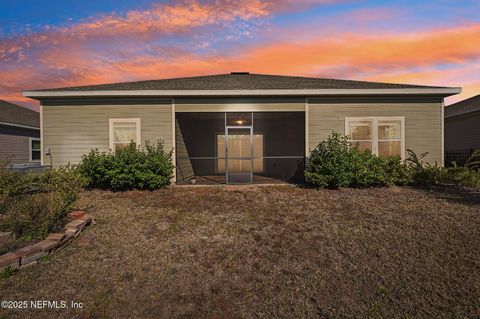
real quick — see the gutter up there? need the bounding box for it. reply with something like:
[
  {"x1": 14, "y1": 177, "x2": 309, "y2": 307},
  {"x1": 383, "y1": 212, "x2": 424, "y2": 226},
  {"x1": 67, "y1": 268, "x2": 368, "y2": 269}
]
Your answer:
[
  {"x1": 23, "y1": 87, "x2": 462, "y2": 99},
  {"x1": 0, "y1": 121, "x2": 40, "y2": 130}
]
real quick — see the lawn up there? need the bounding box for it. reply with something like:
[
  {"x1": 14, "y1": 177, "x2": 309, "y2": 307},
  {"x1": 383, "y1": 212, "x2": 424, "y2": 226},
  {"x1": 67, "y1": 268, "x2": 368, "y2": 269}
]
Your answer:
[{"x1": 1, "y1": 185, "x2": 479, "y2": 318}]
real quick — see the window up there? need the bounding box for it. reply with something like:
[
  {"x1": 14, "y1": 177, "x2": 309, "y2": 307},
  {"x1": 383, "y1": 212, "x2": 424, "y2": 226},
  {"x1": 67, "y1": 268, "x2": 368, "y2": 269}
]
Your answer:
[
  {"x1": 29, "y1": 138, "x2": 41, "y2": 162},
  {"x1": 345, "y1": 117, "x2": 404, "y2": 158},
  {"x1": 109, "y1": 118, "x2": 141, "y2": 152}
]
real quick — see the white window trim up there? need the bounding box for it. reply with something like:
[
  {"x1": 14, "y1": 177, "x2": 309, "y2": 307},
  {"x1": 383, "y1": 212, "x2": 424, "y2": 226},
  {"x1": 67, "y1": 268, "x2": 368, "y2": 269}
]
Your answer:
[
  {"x1": 29, "y1": 137, "x2": 41, "y2": 162},
  {"x1": 109, "y1": 118, "x2": 141, "y2": 152},
  {"x1": 345, "y1": 116, "x2": 405, "y2": 159}
]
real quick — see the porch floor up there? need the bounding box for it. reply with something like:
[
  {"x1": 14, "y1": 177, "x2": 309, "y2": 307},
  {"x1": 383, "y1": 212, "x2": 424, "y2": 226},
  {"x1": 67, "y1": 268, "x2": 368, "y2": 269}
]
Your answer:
[{"x1": 177, "y1": 175, "x2": 287, "y2": 185}]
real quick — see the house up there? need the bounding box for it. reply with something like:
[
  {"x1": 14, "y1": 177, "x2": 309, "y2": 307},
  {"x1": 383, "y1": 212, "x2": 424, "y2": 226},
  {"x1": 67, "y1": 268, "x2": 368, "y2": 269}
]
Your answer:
[
  {"x1": 23, "y1": 73, "x2": 460, "y2": 184},
  {"x1": 444, "y1": 94, "x2": 480, "y2": 165},
  {"x1": 0, "y1": 99, "x2": 40, "y2": 164}
]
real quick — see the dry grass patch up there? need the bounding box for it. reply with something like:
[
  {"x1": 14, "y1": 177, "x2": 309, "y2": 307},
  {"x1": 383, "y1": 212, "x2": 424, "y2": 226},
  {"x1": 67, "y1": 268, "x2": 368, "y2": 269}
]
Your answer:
[{"x1": 1, "y1": 185, "x2": 479, "y2": 318}]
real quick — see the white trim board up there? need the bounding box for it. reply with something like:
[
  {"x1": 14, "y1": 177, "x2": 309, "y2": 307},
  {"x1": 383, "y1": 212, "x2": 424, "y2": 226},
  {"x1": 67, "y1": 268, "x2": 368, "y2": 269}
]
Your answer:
[
  {"x1": 441, "y1": 100, "x2": 445, "y2": 166},
  {"x1": 171, "y1": 98, "x2": 176, "y2": 183},
  {"x1": 40, "y1": 104, "x2": 44, "y2": 165},
  {"x1": 23, "y1": 87, "x2": 461, "y2": 98},
  {"x1": 0, "y1": 121, "x2": 40, "y2": 130},
  {"x1": 305, "y1": 98, "x2": 309, "y2": 157}
]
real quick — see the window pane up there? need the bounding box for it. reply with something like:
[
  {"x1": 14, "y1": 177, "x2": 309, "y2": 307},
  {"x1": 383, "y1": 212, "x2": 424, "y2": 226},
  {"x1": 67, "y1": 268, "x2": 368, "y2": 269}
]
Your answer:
[
  {"x1": 253, "y1": 134, "x2": 263, "y2": 158},
  {"x1": 348, "y1": 121, "x2": 372, "y2": 140},
  {"x1": 378, "y1": 121, "x2": 401, "y2": 140},
  {"x1": 114, "y1": 123, "x2": 137, "y2": 142},
  {"x1": 217, "y1": 157, "x2": 226, "y2": 174},
  {"x1": 217, "y1": 135, "x2": 226, "y2": 158},
  {"x1": 31, "y1": 150, "x2": 41, "y2": 161},
  {"x1": 114, "y1": 143, "x2": 130, "y2": 152},
  {"x1": 31, "y1": 140, "x2": 41, "y2": 150},
  {"x1": 351, "y1": 141, "x2": 372, "y2": 152},
  {"x1": 253, "y1": 158, "x2": 263, "y2": 173},
  {"x1": 227, "y1": 129, "x2": 251, "y2": 158},
  {"x1": 228, "y1": 159, "x2": 251, "y2": 173},
  {"x1": 379, "y1": 141, "x2": 401, "y2": 158}
]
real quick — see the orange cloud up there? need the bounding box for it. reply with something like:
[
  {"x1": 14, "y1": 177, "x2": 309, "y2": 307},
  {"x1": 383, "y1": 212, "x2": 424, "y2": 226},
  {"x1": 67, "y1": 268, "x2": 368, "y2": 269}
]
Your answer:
[
  {"x1": 365, "y1": 65, "x2": 480, "y2": 105},
  {"x1": 3, "y1": 8, "x2": 480, "y2": 110},
  {"x1": 0, "y1": 0, "x2": 340, "y2": 62},
  {"x1": 35, "y1": 23, "x2": 480, "y2": 79},
  {"x1": 0, "y1": 0, "x2": 273, "y2": 65},
  {"x1": 69, "y1": 0, "x2": 270, "y2": 37},
  {"x1": 232, "y1": 24, "x2": 480, "y2": 75}
]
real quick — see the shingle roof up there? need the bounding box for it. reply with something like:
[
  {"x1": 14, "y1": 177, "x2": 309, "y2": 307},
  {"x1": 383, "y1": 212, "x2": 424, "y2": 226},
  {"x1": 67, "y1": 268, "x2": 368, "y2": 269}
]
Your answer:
[
  {"x1": 0, "y1": 100, "x2": 39, "y2": 128},
  {"x1": 445, "y1": 94, "x2": 480, "y2": 118},
  {"x1": 29, "y1": 73, "x2": 448, "y2": 92}
]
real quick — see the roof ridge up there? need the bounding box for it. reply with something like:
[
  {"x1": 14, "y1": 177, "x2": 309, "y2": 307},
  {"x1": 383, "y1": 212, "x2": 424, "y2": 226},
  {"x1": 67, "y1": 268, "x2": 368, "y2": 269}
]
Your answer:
[{"x1": 24, "y1": 73, "x2": 458, "y2": 93}]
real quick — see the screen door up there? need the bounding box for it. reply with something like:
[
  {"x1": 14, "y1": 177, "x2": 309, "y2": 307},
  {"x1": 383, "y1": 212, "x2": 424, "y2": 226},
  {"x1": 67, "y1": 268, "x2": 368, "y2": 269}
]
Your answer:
[{"x1": 226, "y1": 127, "x2": 252, "y2": 184}]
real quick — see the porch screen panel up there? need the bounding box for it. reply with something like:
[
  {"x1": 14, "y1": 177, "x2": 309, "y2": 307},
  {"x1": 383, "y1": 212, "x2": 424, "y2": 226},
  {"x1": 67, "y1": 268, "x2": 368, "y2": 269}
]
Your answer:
[
  {"x1": 253, "y1": 112, "x2": 305, "y2": 183},
  {"x1": 175, "y1": 112, "x2": 226, "y2": 184}
]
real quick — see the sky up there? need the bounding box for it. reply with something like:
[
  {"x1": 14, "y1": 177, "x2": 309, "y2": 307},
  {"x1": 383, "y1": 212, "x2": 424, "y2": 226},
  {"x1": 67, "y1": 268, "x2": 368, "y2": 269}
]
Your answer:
[{"x1": 1, "y1": 0, "x2": 480, "y2": 111}]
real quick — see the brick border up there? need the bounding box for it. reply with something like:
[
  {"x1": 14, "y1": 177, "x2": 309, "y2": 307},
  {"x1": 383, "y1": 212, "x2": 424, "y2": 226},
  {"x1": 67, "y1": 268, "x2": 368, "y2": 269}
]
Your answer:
[{"x1": 0, "y1": 210, "x2": 92, "y2": 273}]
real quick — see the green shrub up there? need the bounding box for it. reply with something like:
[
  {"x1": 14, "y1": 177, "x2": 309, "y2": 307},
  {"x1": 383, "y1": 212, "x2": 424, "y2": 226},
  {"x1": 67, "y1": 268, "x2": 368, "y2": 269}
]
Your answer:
[
  {"x1": 444, "y1": 165, "x2": 480, "y2": 187},
  {"x1": 385, "y1": 156, "x2": 412, "y2": 186},
  {"x1": 404, "y1": 150, "x2": 445, "y2": 187},
  {"x1": 466, "y1": 149, "x2": 480, "y2": 171},
  {"x1": 305, "y1": 132, "x2": 353, "y2": 188},
  {"x1": 305, "y1": 132, "x2": 401, "y2": 188},
  {"x1": 78, "y1": 140, "x2": 174, "y2": 191},
  {"x1": 349, "y1": 149, "x2": 392, "y2": 187},
  {"x1": 306, "y1": 134, "x2": 480, "y2": 189},
  {"x1": 405, "y1": 149, "x2": 480, "y2": 187},
  {"x1": 0, "y1": 165, "x2": 85, "y2": 240}
]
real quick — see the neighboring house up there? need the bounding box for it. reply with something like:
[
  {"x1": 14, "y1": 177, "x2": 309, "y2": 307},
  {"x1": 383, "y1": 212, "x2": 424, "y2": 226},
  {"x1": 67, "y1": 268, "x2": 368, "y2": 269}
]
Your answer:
[
  {"x1": 23, "y1": 73, "x2": 460, "y2": 184},
  {"x1": 444, "y1": 94, "x2": 480, "y2": 165},
  {"x1": 0, "y1": 99, "x2": 40, "y2": 164}
]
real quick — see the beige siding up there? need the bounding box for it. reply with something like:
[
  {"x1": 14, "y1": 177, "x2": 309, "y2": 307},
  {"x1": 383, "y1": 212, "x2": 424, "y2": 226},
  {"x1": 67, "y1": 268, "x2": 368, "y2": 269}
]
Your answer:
[
  {"x1": 175, "y1": 98, "x2": 305, "y2": 112},
  {"x1": 308, "y1": 102, "x2": 443, "y2": 164},
  {"x1": 0, "y1": 134, "x2": 30, "y2": 164},
  {"x1": 43, "y1": 104, "x2": 173, "y2": 166}
]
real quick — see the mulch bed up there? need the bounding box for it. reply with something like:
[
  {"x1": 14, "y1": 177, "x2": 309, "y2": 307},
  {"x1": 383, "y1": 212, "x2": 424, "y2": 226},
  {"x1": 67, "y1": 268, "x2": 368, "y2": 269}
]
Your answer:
[{"x1": 1, "y1": 185, "x2": 479, "y2": 318}]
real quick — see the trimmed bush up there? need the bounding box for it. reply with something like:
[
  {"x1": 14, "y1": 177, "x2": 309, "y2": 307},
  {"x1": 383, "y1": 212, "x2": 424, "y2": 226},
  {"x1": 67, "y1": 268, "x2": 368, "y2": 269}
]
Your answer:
[
  {"x1": 0, "y1": 165, "x2": 85, "y2": 240},
  {"x1": 78, "y1": 140, "x2": 174, "y2": 191},
  {"x1": 305, "y1": 132, "x2": 401, "y2": 188}
]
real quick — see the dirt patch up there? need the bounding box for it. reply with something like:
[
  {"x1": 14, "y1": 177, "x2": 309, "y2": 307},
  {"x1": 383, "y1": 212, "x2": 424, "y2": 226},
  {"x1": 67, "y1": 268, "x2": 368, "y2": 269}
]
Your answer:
[{"x1": 1, "y1": 185, "x2": 479, "y2": 318}]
